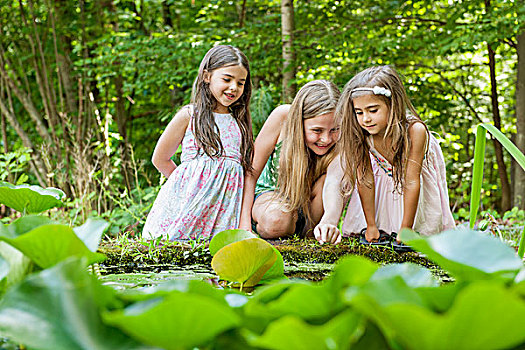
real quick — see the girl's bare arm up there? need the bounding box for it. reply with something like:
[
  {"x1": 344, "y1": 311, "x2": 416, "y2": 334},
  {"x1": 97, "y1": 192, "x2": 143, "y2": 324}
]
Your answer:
[
  {"x1": 357, "y1": 155, "x2": 379, "y2": 241},
  {"x1": 314, "y1": 155, "x2": 345, "y2": 244},
  {"x1": 400, "y1": 122, "x2": 428, "y2": 232},
  {"x1": 151, "y1": 107, "x2": 191, "y2": 178},
  {"x1": 239, "y1": 105, "x2": 290, "y2": 230}
]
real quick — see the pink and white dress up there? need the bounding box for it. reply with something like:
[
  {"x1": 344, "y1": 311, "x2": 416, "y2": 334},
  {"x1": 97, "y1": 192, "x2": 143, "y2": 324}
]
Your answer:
[
  {"x1": 143, "y1": 112, "x2": 244, "y2": 241},
  {"x1": 342, "y1": 133, "x2": 455, "y2": 236}
]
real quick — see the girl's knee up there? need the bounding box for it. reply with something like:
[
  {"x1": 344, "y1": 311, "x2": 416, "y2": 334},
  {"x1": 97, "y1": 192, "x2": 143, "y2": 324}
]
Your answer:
[{"x1": 256, "y1": 214, "x2": 295, "y2": 239}]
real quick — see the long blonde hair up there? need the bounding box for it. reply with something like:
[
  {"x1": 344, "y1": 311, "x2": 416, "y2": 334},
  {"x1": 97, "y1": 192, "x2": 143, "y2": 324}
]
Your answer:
[
  {"x1": 338, "y1": 65, "x2": 423, "y2": 194},
  {"x1": 276, "y1": 80, "x2": 341, "y2": 220},
  {"x1": 191, "y1": 45, "x2": 254, "y2": 172}
]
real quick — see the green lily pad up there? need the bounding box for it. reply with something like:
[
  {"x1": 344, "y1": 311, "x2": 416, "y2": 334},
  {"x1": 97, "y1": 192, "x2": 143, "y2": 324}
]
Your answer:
[
  {"x1": 209, "y1": 229, "x2": 257, "y2": 256},
  {"x1": 400, "y1": 228, "x2": 523, "y2": 281},
  {"x1": 0, "y1": 182, "x2": 65, "y2": 214},
  {"x1": 212, "y1": 237, "x2": 277, "y2": 288},
  {"x1": 0, "y1": 242, "x2": 32, "y2": 295}
]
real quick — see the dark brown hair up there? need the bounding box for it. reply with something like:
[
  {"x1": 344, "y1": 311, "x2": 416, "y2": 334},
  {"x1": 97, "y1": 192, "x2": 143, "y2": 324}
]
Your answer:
[
  {"x1": 191, "y1": 45, "x2": 254, "y2": 172},
  {"x1": 338, "y1": 65, "x2": 424, "y2": 194}
]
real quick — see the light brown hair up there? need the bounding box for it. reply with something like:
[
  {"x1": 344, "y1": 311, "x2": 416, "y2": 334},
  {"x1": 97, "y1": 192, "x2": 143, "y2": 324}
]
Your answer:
[
  {"x1": 276, "y1": 80, "x2": 341, "y2": 220},
  {"x1": 191, "y1": 45, "x2": 254, "y2": 172}
]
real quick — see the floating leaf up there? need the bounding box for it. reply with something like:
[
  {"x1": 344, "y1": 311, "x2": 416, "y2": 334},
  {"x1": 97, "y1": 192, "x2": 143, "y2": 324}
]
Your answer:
[
  {"x1": 209, "y1": 229, "x2": 257, "y2": 256},
  {"x1": 400, "y1": 228, "x2": 523, "y2": 281},
  {"x1": 0, "y1": 182, "x2": 65, "y2": 214},
  {"x1": 212, "y1": 238, "x2": 277, "y2": 288}
]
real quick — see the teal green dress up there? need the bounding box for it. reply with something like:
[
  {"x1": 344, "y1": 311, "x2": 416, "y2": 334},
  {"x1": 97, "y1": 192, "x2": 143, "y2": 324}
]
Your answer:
[{"x1": 255, "y1": 141, "x2": 282, "y2": 197}]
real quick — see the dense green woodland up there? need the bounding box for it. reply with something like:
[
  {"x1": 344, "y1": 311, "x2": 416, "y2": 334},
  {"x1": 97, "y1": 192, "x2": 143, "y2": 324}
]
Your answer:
[{"x1": 0, "y1": 0, "x2": 524, "y2": 233}]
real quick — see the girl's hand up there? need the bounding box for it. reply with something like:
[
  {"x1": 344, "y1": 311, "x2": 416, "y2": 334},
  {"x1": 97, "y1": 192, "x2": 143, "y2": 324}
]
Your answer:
[{"x1": 314, "y1": 223, "x2": 341, "y2": 245}]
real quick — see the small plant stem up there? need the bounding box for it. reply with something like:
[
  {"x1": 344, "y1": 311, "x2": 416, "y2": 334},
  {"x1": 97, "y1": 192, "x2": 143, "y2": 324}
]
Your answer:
[
  {"x1": 240, "y1": 282, "x2": 244, "y2": 292},
  {"x1": 518, "y1": 225, "x2": 525, "y2": 259}
]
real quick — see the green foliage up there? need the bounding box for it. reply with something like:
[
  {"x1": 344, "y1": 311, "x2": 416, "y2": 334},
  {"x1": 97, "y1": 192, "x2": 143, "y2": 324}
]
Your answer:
[
  {"x1": 0, "y1": 149, "x2": 32, "y2": 185},
  {"x1": 0, "y1": 182, "x2": 65, "y2": 214},
  {"x1": 0, "y1": 226, "x2": 524, "y2": 349},
  {"x1": 0, "y1": 215, "x2": 107, "y2": 295},
  {"x1": 469, "y1": 123, "x2": 525, "y2": 256}
]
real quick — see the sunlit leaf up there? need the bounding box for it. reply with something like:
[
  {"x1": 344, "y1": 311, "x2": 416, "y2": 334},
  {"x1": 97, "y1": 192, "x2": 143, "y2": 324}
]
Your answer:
[
  {"x1": 209, "y1": 229, "x2": 257, "y2": 256},
  {"x1": 104, "y1": 290, "x2": 240, "y2": 350},
  {"x1": 0, "y1": 258, "x2": 140, "y2": 350},
  {"x1": 400, "y1": 229, "x2": 523, "y2": 281},
  {"x1": 0, "y1": 182, "x2": 65, "y2": 214},
  {"x1": 0, "y1": 224, "x2": 105, "y2": 268},
  {"x1": 212, "y1": 238, "x2": 277, "y2": 287}
]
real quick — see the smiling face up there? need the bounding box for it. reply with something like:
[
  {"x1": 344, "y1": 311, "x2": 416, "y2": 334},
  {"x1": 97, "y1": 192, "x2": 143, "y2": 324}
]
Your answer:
[
  {"x1": 352, "y1": 94, "x2": 390, "y2": 136},
  {"x1": 205, "y1": 64, "x2": 248, "y2": 113},
  {"x1": 303, "y1": 112, "x2": 340, "y2": 156}
]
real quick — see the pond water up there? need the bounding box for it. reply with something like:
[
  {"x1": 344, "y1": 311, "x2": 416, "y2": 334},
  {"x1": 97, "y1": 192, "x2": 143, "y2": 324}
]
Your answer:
[
  {"x1": 98, "y1": 260, "x2": 453, "y2": 290},
  {"x1": 99, "y1": 262, "x2": 336, "y2": 289}
]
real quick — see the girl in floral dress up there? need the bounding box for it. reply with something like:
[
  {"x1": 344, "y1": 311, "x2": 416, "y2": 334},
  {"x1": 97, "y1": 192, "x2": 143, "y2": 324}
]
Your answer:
[
  {"x1": 314, "y1": 66, "x2": 455, "y2": 246},
  {"x1": 143, "y1": 45, "x2": 254, "y2": 241}
]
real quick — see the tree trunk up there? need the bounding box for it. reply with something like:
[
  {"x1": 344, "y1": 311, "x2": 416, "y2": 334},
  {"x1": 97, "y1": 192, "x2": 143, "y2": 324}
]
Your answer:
[
  {"x1": 281, "y1": 0, "x2": 296, "y2": 103},
  {"x1": 237, "y1": 0, "x2": 247, "y2": 28},
  {"x1": 514, "y1": 29, "x2": 525, "y2": 209},
  {"x1": 487, "y1": 43, "x2": 511, "y2": 212}
]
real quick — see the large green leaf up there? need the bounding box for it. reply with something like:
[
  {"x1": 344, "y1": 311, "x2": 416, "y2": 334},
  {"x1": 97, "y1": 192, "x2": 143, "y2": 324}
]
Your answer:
[
  {"x1": 0, "y1": 223, "x2": 105, "y2": 268},
  {"x1": 209, "y1": 229, "x2": 257, "y2": 256},
  {"x1": 0, "y1": 258, "x2": 141, "y2": 350},
  {"x1": 378, "y1": 282, "x2": 525, "y2": 350},
  {"x1": 209, "y1": 229, "x2": 285, "y2": 283},
  {"x1": 0, "y1": 182, "x2": 65, "y2": 214},
  {"x1": 104, "y1": 291, "x2": 240, "y2": 350},
  {"x1": 250, "y1": 310, "x2": 362, "y2": 350},
  {"x1": 73, "y1": 218, "x2": 109, "y2": 252},
  {"x1": 212, "y1": 237, "x2": 277, "y2": 288},
  {"x1": 400, "y1": 228, "x2": 523, "y2": 281},
  {"x1": 371, "y1": 263, "x2": 438, "y2": 288},
  {"x1": 323, "y1": 255, "x2": 379, "y2": 296},
  {"x1": 0, "y1": 242, "x2": 32, "y2": 295},
  {"x1": 0, "y1": 215, "x2": 53, "y2": 239}
]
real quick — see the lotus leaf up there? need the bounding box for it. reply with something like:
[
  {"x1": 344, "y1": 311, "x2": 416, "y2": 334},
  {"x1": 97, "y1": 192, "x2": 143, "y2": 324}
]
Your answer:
[
  {"x1": 104, "y1": 291, "x2": 240, "y2": 350},
  {"x1": 73, "y1": 218, "x2": 109, "y2": 252},
  {"x1": 250, "y1": 310, "x2": 361, "y2": 350},
  {"x1": 212, "y1": 237, "x2": 277, "y2": 288},
  {"x1": 0, "y1": 182, "x2": 65, "y2": 214},
  {"x1": 375, "y1": 282, "x2": 525, "y2": 350},
  {"x1": 400, "y1": 228, "x2": 523, "y2": 281},
  {"x1": 209, "y1": 229, "x2": 257, "y2": 256},
  {"x1": 0, "y1": 223, "x2": 105, "y2": 268},
  {"x1": 0, "y1": 258, "x2": 140, "y2": 350}
]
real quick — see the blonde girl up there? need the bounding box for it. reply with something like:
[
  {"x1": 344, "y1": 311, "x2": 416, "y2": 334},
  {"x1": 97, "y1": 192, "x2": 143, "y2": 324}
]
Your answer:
[
  {"x1": 143, "y1": 45, "x2": 254, "y2": 241},
  {"x1": 315, "y1": 66, "x2": 455, "y2": 245},
  {"x1": 239, "y1": 80, "x2": 341, "y2": 239}
]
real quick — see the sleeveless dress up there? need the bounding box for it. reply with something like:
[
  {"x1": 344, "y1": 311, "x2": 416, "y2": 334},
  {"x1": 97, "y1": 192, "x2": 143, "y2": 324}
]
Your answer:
[
  {"x1": 342, "y1": 132, "x2": 455, "y2": 236},
  {"x1": 142, "y1": 111, "x2": 244, "y2": 241},
  {"x1": 255, "y1": 141, "x2": 282, "y2": 197}
]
